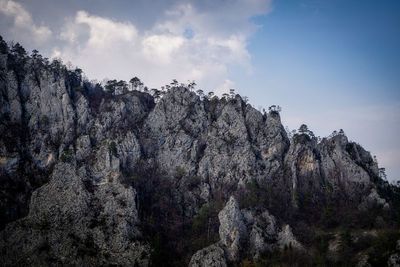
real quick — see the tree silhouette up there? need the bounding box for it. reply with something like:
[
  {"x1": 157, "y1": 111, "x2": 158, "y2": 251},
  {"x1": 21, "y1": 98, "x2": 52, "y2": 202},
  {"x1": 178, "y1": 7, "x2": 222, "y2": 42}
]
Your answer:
[
  {"x1": 171, "y1": 79, "x2": 178, "y2": 86},
  {"x1": 229, "y1": 88, "x2": 235, "y2": 98},
  {"x1": 298, "y1": 124, "x2": 309, "y2": 135},
  {"x1": 196, "y1": 89, "x2": 204, "y2": 99},
  {"x1": 188, "y1": 81, "x2": 197, "y2": 90},
  {"x1": 151, "y1": 88, "x2": 162, "y2": 101},
  {"x1": 0, "y1": 35, "x2": 8, "y2": 53},
  {"x1": 105, "y1": 79, "x2": 117, "y2": 95},
  {"x1": 268, "y1": 105, "x2": 282, "y2": 113},
  {"x1": 117, "y1": 80, "x2": 128, "y2": 94},
  {"x1": 31, "y1": 49, "x2": 41, "y2": 60},
  {"x1": 105, "y1": 79, "x2": 128, "y2": 95},
  {"x1": 129, "y1": 76, "x2": 141, "y2": 91},
  {"x1": 11, "y1": 42, "x2": 27, "y2": 59},
  {"x1": 379, "y1": 168, "x2": 387, "y2": 180}
]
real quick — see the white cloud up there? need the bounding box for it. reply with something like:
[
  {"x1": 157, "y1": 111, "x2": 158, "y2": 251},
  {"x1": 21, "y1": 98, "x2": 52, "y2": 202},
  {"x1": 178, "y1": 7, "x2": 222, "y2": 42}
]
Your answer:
[
  {"x1": 0, "y1": 0, "x2": 51, "y2": 45},
  {"x1": 142, "y1": 34, "x2": 185, "y2": 64},
  {"x1": 75, "y1": 11, "x2": 138, "y2": 49},
  {"x1": 55, "y1": 1, "x2": 271, "y2": 93},
  {"x1": 215, "y1": 79, "x2": 236, "y2": 96}
]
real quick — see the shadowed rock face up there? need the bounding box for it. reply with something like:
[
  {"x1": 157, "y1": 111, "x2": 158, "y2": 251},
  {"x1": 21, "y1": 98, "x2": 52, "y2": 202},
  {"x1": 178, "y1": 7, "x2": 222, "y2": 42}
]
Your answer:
[
  {"x1": 218, "y1": 196, "x2": 247, "y2": 261},
  {"x1": 0, "y1": 40, "x2": 397, "y2": 266}
]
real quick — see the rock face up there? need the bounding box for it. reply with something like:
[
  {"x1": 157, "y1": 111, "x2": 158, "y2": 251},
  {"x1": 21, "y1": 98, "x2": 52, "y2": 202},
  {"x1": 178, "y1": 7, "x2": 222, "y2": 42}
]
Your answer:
[
  {"x1": 0, "y1": 162, "x2": 149, "y2": 266},
  {"x1": 388, "y1": 254, "x2": 400, "y2": 267},
  {"x1": 190, "y1": 196, "x2": 304, "y2": 265},
  {"x1": 0, "y1": 39, "x2": 398, "y2": 266},
  {"x1": 189, "y1": 244, "x2": 227, "y2": 267},
  {"x1": 218, "y1": 196, "x2": 247, "y2": 261},
  {"x1": 0, "y1": 43, "x2": 152, "y2": 265},
  {"x1": 285, "y1": 133, "x2": 377, "y2": 209},
  {"x1": 241, "y1": 209, "x2": 276, "y2": 259},
  {"x1": 388, "y1": 240, "x2": 400, "y2": 267},
  {"x1": 277, "y1": 225, "x2": 303, "y2": 250}
]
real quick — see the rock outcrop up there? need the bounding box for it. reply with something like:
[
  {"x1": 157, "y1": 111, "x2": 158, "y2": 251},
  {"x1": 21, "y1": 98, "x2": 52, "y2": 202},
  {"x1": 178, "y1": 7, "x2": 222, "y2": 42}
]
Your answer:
[
  {"x1": 277, "y1": 224, "x2": 303, "y2": 251},
  {"x1": 0, "y1": 38, "x2": 398, "y2": 266},
  {"x1": 0, "y1": 162, "x2": 149, "y2": 266},
  {"x1": 218, "y1": 196, "x2": 247, "y2": 261},
  {"x1": 388, "y1": 240, "x2": 400, "y2": 267},
  {"x1": 189, "y1": 244, "x2": 227, "y2": 267},
  {"x1": 190, "y1": 196, "x2": 304, "y2": 265}
]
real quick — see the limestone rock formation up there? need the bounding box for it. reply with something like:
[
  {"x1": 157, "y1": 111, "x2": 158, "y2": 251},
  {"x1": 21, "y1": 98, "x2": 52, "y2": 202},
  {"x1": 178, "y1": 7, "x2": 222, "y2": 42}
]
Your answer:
[
  {"x1": 1, "y1": 38, "x2": 399, "y2": 266},
  {"x1": 189, "y1": 244, "x2": 227, "y2": 267},
  {"x1": 277, "y1": 225, "x2": 303, "y2": 250},
  {"x1": 190, "y1": 196, "x2": 304, "y2": 265},
  {"x1": 218, "y1": 196, "x2": 247, "y2": 261}
]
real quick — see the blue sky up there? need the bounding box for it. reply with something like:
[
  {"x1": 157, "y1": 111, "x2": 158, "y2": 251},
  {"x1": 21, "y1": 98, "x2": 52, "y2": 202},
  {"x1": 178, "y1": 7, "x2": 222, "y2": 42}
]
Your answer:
[
  {"x1": 0, "y1": 0, "x2": 399, "y2": 181},
  {"x1": 235, "y1": 0, "x2": 400, "y2": 182},
  {"x1": 243, "y1": 0, "x2": 400, "y2": 108}
]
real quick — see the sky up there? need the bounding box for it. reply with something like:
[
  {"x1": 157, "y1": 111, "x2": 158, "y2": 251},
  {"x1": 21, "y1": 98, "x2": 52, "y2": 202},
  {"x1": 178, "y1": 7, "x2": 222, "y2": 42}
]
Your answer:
[{"x1": 0, "y1": 0, "x2": 399, "y2": 181}]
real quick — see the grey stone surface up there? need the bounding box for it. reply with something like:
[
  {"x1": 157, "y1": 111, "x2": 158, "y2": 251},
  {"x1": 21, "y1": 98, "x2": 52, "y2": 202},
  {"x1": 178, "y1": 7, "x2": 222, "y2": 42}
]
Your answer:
[
  {"x1": 388, "y1": 253, "x2": 400, "y2": 267},
  {"x1": 218, "y1": 196, "x2": 247, "y2": 261},
  {"x1": 0, "y1": 163, "x2": 149, "y2": 266},
  {"x1": 0, "y1": 46, "x2": 395, "y2": 266},
  {"x1": 189, "y1": 243, "x2": 227, "y2": 267},
  {"x1": 277, "y1": 224, "x2": 303, "y2": 250}
]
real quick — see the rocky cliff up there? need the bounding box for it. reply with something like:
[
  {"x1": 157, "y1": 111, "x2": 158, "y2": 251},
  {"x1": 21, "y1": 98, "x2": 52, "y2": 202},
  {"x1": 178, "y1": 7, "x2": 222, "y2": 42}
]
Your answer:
[{"x1": 0, "y1": 38, "x2": 399, "y2": 266}]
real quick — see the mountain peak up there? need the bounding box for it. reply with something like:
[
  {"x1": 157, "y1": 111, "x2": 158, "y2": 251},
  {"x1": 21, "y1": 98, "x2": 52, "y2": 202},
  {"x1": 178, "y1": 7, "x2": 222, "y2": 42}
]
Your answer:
[{"x1": 0, "y1": 38, "x2": 399, "y2": 266}]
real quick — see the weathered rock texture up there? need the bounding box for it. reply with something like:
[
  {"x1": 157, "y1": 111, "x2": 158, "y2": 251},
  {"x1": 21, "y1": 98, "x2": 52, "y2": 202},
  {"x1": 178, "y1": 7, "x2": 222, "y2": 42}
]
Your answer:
[
  {"x1": 190, "y1": 196, "x2": 303, "y2": 264},
  {"x1": 189, "y1": 244, "x2": 227, "y2": 267},
  {"x1": 0, "y1": 38, "x2": 399, "y2": 266}
]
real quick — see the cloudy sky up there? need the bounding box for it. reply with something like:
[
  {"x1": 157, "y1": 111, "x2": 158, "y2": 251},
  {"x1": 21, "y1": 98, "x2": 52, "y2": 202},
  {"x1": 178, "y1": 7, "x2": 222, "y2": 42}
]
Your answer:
[{"x1": 0, "y1": 0, "x2": 399, "y2": 181}]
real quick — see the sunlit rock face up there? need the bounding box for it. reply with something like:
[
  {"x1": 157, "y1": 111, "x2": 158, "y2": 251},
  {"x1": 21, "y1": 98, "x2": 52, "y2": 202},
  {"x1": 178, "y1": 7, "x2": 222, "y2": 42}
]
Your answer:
[
  {"x1": 0, "y1": 39, "x2": 397, "y2": 266},
  {"x1": 189, "y1": 244, "x2": 227, "y2": 267}
]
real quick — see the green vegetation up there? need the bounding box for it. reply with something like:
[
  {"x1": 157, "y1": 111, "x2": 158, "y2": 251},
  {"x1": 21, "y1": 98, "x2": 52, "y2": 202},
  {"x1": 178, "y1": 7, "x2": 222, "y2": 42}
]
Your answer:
[
  {"x1": 127, "y1": 160, "x2": 226, "y2": 266},
  {"x1": 40, "y1": 115, "x2": 49, "y2": 126},
  {"x1": 320, "y1": 204, "x2": 336, "y2": 228},
  {"x1": 174, "y1": 166, "x2": 186, "y2": 179},
  {"x1": 130, "y1": 173, "x2": 139, "y2": 187},
  {"x1": 108, "y1": 141, "x2": 118, "y2": 156},
  {"x1": 129, "y1": 76, "x2": 142, "y2": 90},
  {"x1": 73, "y1": 85, "x2": 86, "y2": 93},
  {"x1": 337, "y1": 229, "x2": 353, "y2": 265},
  {"x1": 2, "y1": 36, "x2": 399, "y2": 266},
  {"x1": 367, "y1": 229, "x2": 400, "y2": 266},
  {"x1": 236, "y1": 228, "x2": 399, "y2": 266},
  {"x1": 190, "y1": 202, "x2": 220, "y2": 248},
  {"x1": 0, "y1": 36, "x2": 8, "y2": 54},
  {"x1": 187, "y1": 175, "x2": 201, "y2": 190},
  {"x1": 60, "y1": 150, "x2": 73, "y2": 163},
  {"x1": 105, "y1": 79, "x2": 128, "y2": 95},
  {"x1": 237, "y1": 179, "x2": 272, "y2": 210}
]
